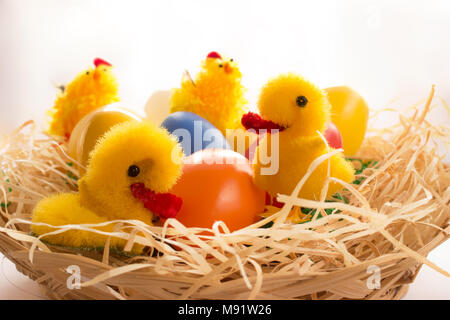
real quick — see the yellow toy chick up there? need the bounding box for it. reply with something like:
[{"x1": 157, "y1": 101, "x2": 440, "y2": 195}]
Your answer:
[
  {"x1": 170, "y1": 51, "x2": 248, "y2": 134},
  {"x1": 242, "y1": 73, "x2": 354, "y2": 200},
  {"x1": 32, "y1": 121, "x2": 184, "y2": 252},
  {"x1": 47, "y1": 58, "x2": 120, "y2": 139}
]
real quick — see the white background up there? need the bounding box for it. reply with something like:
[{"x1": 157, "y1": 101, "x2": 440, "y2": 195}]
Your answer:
[{"x1": 0, "y1": 0, "x2": 448, "y2": 299}]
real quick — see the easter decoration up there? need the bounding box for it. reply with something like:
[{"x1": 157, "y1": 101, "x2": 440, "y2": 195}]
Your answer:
[
  {"x1": 68, "y1": 103, "x2": 142, "y2": 175},
  {"x1": 161, "y1": 111, "x2": 230, "y2": 156},
  {"x1": 47, "y1": 58, "x2": 120, "y2": 139},
  {"x1": 325, "y1": 86, "x2": 369, "y2": 155},
  {"x1": 242, "y1": 73, "x2": 355, "y2": 201},
  {"x1": 170, "y1": 51, "x2": 248, "y2": 135},
  {"x1": 0, "y1": 52, "x2": 448, "y2": 301},
  {"x1": 170, "y1": 149, "x2": 266, "y2": 232},
  {"x1": 31, "y1": 121, "x2": 184, "y2": 253}
]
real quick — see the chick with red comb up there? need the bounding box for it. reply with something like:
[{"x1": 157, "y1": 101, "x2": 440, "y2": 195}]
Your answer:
[
  {"x1": 170, "y1": 51, "x2": 248, "y2": 134},
  {"x1": 47, "y1": 58, "x2": 119, "y2": 138}
]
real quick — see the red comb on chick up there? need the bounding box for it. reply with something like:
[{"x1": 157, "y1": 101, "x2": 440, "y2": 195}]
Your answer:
[
  {"x1": 207, "y1": 51, "x2": 222, "y2": 59},
  {"x1": 130, "y1": 183, "x2": 182, "y2": 219},
  {"x1": 94, "y1": 58, "x2": 112, "y2": 67}
]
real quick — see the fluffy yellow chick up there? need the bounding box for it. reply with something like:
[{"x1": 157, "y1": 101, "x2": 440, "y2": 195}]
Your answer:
[
  {"x1": 32, "y1": 121, "x2": 184, "y2": 252},
  {"x1": 170, "y1": 51, "x2": 248, "y2": 134},
  {"x1": 242, "y1": 73, "x2": 354, "y2": 200},
  {"x1": 47, "y1": 58, "x2": 119, "y2": 139}
]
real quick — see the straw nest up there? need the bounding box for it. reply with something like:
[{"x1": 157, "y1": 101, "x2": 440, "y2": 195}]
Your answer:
[{"x1": 0, "y1": 87, "x2": 448, "y2": 300}]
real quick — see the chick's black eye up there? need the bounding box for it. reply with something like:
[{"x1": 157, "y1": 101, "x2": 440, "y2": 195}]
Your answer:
[
  {"x1": 219, "y1": 64, "x2": 223, "y2": 68},
  {"x1": 128, "y1": 165, "x2": 140, "y2": 177},
  {"x1": 296, "y1": 96, "x2": 308, "y2": 107}
]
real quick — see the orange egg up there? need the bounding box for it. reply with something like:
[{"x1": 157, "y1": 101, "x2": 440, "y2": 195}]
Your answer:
[{"x1": 170, "y1": 149, "x2": 266, "y2": 232}]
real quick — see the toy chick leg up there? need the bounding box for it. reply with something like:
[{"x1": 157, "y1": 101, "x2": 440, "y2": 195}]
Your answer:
[{"x1": 31, "y1": 193, "x2": 141, "y2": 253}]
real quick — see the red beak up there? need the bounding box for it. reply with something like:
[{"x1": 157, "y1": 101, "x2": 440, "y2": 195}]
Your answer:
[
  {"x1": 130, "y1": 183, "x2": 182, "y2": 219},
  {"x1": 242, "y1": 113, "x2": 343, "y2": 150},
  {"x1": 241, "y1": 112, "x2": 286, "y2": 134}
]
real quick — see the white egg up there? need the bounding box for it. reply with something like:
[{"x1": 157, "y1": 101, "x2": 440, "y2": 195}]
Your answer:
[{"x1": 144, "y1": 90, "x2": 172, "y2": 125}]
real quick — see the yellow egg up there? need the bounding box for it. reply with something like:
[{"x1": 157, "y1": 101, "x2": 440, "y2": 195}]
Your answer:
[
  {"x1": 68, "y1": 104, "x2": 142, "y2": 175},
  {"x1": 325, "y1": 86, "x2": 369, "y2": 156}
]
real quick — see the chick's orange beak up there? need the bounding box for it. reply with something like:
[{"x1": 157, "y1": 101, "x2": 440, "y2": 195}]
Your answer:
[
  {"x1": 92, "y1": 58, "x2": 112, "y2": 81},
  {"x1": 93, "y1": 68, "x2": 101, "y2": 81},
  {"x1": 130, "y1": 183, "x2": 182, "y2": 219},
  {"x1": 224, "y1": 62, "x2": 233, "y2": 74}
]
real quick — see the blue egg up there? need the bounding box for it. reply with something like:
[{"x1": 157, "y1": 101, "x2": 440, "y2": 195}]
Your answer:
[{"x1": 161, "y1": 111, "x2": 230, "y2": 156}]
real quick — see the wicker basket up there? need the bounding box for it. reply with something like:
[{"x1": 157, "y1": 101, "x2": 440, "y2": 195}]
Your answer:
[{"x1": 0, "y1": 88, "x2": 448, "y2": 300}]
